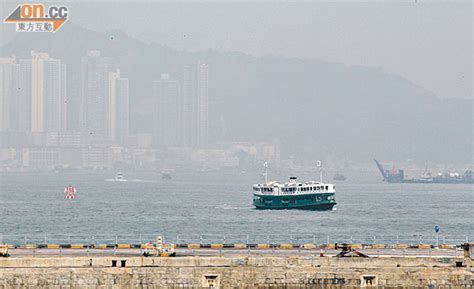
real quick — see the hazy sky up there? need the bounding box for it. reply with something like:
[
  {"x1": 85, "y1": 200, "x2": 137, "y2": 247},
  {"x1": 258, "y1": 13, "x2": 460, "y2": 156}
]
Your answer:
[{"x1": 1, "y1": 1, "x2": 472, "y2": 99}]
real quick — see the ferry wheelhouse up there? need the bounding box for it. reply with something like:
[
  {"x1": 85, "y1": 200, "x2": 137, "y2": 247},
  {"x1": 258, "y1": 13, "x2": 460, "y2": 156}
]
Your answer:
[{"x1": 252, "y1": 162, "x2": 336, "y2": 210}]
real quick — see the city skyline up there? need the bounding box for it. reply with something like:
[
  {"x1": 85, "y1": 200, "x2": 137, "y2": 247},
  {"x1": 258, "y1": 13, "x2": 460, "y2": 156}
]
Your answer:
[
  {"x1": 0, "y1": 50, "x2": 212, "y2": 148},
  {"x1": 0, "y1": 19, "x2": 471, "y2": 169},
  {"x1": 0, "y1": 49, "x2": 235, "y2": 170}
]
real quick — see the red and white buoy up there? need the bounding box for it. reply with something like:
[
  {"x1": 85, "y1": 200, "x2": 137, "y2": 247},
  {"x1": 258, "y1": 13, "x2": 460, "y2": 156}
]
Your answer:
[{"x1": 64, "y1": 185, "x2": 76, "y2": 199}]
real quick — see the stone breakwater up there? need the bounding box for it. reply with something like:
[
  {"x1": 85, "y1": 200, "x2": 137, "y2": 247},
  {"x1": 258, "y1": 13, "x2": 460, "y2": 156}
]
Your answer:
[{"x1": 0, "y1": 252, "x2": 473, "y2": 289}]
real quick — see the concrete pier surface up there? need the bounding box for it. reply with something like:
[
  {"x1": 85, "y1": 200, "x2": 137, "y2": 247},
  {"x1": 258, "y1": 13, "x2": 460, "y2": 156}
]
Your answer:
[
  {"x1": 0, "y1": 245, "x2": 473, "y2": 288},
  {"x1": 2, "y1": 247, "x2": 466, "y2": 258}
]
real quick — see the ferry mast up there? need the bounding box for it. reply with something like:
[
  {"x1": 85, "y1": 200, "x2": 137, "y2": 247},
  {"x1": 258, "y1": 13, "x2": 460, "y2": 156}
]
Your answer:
[{"x1": 317, "y1": 160, "x2": 323, "y2": 183}]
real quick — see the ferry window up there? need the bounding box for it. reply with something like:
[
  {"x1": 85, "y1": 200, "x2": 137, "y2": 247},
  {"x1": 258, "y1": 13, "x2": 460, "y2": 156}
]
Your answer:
[{"x1": 325, "y1": 186, "x2": 328, "y2": 190}]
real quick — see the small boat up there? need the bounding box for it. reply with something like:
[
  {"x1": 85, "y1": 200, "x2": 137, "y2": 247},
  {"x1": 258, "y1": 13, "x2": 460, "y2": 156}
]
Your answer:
[
  {"x1": 161, "y1": 170, "x2": 172, "y2": 180},
  {"x1": 115, "y1": 172, "x2": 126, "y2": 181}
]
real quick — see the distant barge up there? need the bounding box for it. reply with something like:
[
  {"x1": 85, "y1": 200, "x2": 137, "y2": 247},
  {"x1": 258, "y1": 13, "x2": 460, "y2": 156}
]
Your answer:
[{"x1": 374, "y1": 159, "x2": 473, "y2": 184}]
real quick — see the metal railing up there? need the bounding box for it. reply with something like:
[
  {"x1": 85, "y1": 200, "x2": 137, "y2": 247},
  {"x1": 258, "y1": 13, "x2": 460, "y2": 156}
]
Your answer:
[{"x1": 0, "y1": 233, "x2": 469, "y2": 247}]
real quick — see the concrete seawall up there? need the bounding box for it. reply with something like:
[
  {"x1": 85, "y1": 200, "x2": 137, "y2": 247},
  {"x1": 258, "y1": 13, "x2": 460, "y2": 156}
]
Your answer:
[{"x1": 0, "y1": 252, "x2": 473, "y2": 288}]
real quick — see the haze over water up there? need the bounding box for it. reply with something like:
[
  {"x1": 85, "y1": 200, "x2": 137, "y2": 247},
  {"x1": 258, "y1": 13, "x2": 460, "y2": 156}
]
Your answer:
[{"x1": 1, "y1": 171, "x2": 472, "y2": 244}]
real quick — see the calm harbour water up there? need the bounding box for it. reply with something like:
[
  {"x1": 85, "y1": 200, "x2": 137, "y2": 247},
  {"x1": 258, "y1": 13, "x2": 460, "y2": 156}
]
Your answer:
[{"x1": 0, "y1": 171, "x2": 472, "y2": 244}]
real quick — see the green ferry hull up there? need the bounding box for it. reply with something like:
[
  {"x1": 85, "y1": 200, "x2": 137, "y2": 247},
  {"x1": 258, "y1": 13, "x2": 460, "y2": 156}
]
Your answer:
[{"x1": 253, "y1": 193, "x2": 336, "y2": 210}]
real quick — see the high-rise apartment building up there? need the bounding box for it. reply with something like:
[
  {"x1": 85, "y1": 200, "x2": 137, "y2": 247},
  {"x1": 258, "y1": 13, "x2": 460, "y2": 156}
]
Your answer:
[
  {"x1": 108, "y1": 69, "x2": 129, "y2": 145},
  {"x1": 15, "y1": 51, "x2": 67, "y2": 133},
  {"x1": 182, "y1": 61, "x2": 209, "y2": 147},
  {"x1": 153, "y1": 73, "x2": 181, "y2": 147},
  {"x1": 115, "y1": 77, "x2": 129, "y2": 146},
  {"x1": 0, "y1": 57, "x2": 20, "y2": 131},
  {"x1": 18, "y1": 59, "x2": 32, "y2": 132},
  {"x1": 196, "y1": 61, "x2": 209, "y2": 147},
  {"x1": 80, "y1": 50, "x2": 116, "y2": 140}
]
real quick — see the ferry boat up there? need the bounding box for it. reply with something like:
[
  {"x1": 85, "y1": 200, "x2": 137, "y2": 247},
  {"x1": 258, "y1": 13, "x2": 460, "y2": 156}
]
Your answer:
[{"x1": 252, "y1": 162, "x2": 336, "y2": 210}]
